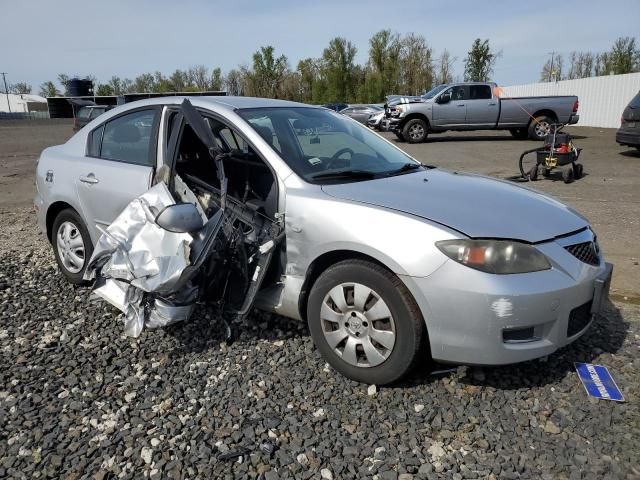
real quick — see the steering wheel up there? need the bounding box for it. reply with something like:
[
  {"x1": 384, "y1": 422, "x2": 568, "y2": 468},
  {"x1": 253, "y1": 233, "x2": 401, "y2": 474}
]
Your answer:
[{"x1": 326, "y1": 147, "x2": 355, "y2": 169}]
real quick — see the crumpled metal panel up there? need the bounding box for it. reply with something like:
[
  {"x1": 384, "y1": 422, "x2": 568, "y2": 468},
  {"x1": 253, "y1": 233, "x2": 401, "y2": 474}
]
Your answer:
[{"x1": 84, "y1": 182, "x2": 196, "y2": 337}]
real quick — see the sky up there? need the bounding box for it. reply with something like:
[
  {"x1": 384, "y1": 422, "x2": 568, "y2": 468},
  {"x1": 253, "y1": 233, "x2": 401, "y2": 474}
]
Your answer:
[{"x1": 1, "y1": 0, "x2": 639, "y2": 93}]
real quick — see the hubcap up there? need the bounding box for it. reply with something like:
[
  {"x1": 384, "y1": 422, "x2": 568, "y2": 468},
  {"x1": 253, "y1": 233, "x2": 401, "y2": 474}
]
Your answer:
[
  {"x1": 320, "y1": 282, "x2": 396, "y2": 368},
  {"x1": 408, "y1": 124, "x2": 424, "y2": 140},
  {"x1": 535, "y1": 121, "x2": 550, "y2": 138},
  {"x1": 56, "y1": 221, "x2": 85, "y2": 274}
]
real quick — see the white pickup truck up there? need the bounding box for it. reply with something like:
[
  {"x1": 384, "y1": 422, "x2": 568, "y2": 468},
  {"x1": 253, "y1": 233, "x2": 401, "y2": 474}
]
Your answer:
[{"x1": 386, "y1": 82, "x2": 580, "y2": 143}]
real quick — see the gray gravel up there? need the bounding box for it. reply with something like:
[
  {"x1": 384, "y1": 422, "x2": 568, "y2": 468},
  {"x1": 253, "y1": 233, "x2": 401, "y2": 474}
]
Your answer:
[{"x1": 1, "y1": 214, "x2": 640, "y2": 479}]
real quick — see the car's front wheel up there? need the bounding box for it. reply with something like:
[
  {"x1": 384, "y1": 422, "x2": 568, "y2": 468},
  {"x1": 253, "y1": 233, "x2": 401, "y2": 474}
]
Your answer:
[
  {"x1": 51, "y1": 208, "x2": 93, "y2": 285},
  {"x1": 403, "y1": 118, "x2": 428, "y2": 143},
  {"x1": 307, "y1": 259, "x2": 424, "y2": 385}
]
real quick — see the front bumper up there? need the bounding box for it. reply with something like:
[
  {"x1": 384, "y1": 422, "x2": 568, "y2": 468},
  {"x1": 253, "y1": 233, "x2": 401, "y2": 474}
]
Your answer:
[
  {"x1": 616, "y1": 128, "x2": 640, "y2": 147},
  {"x1": 401, "y1": 238, "x2": 612, "y2": 365}
]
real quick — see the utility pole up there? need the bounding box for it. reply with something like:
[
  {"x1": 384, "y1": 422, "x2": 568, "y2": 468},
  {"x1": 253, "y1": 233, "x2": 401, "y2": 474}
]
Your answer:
[{"x1": 1, "y1": 72, "x2": 11, "y2": 113}]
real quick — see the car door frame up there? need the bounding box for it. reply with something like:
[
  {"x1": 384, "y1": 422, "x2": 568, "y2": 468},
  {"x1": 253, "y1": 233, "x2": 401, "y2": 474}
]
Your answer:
[
  {"x1": 77, "y1": 105, "x2": 162, "y2": 243},
  {"x1": 464, "y1": 84, "x2": 499, "y2": 128},
  {"x1": 432, "y1": 86, "x2": 468, "y2": 127}
]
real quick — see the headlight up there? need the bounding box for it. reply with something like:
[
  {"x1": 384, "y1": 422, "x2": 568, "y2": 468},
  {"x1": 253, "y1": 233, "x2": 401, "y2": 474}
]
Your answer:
[
  {"x1": 395, "y1": 105, "x2": 403, "y2": 113},
  {"x1": 436, "y1": 239, "x2": 551, "y2": 274}
]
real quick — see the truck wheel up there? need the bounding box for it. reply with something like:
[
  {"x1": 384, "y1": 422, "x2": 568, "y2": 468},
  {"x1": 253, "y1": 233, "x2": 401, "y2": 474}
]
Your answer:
[
  {"x1": 51, "y1": 208, "x2": 93, "y2": 285},
  {"x1": 403, "y1": 119, "x2": 428, "y2": 143},
  {"x1": 562, "y1": 165, "x2": 575, "y2": 184},
  {"x1": 528, "y1": 115, "x2": 553, "y2": 141},
  {"x1": 573, "y1": 163, "x2": 584, "y2": 179},
  {"x1": 307, "y1": 259, "x2": 424, "y2": 385},
  {"x1": 510, "y1": 128, "x2": 528, "y2": 140}
]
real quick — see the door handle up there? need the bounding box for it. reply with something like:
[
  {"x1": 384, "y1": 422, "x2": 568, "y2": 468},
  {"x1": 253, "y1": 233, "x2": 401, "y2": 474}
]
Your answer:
[
  {"x1": 488, "y1": 103, "x2": 497, "y2": 106},
  {"x1": 79, "y1": 173, "x2": 99, "y2": 184},
  {"x1": 457, "y1": 104, "x2": 465, "y2": 107}
]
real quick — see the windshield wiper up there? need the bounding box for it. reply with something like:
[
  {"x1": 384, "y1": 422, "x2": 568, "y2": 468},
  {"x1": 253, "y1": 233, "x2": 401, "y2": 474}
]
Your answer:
[
  {"x1": 385, "y1": 163, "x2": 424, "y2": 176},
  {"x1": 311, "y1": 169, "x2": 380, "y2": 181}
]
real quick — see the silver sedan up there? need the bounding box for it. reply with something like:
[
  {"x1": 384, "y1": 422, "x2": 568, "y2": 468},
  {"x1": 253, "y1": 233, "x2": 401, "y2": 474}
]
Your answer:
[{"x1": 34, "y1": 96, "x2": 612, "y2": 384}]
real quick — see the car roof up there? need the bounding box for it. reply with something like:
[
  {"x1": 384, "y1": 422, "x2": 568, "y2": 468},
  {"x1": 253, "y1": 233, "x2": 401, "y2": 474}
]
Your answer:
[{"x1": 117, "y1": 95, "x2": 316, "y2": 112}]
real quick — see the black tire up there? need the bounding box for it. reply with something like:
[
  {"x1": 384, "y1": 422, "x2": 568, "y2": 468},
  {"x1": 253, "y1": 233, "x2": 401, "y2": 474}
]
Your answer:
[
  {"x1": 51, "y1": 208, "x2": 93, "y2": 285},
  {"x1": 562, "y1": 165, "x2": 575, "y2": 184},
  {"x1": 307, "y1": 259, "x2": 424, "y2": 385},
  {"x1": 573, "y1": 162, "x2": 584, "y2": 179},
  {"x1": 528, "y1": 164, "x2": 539, "y2": 181},
  {"x1": 402, "y1": 118, "x2": 428, "y2": 143},
  {"x1": 394, "y1": 131, "x2": 405, "y2": 141},
  {"x1": 509, "y1": 128, "x2": 528, "y2": 140},
  {"x1": 528, "y1": 115, "x2": 554, "y2": 141}
]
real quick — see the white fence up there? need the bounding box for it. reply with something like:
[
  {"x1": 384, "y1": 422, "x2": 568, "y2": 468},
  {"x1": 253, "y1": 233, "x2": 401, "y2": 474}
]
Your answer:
[{"x1": 501, "y1": 73, "x2": 640, "y2": 129}]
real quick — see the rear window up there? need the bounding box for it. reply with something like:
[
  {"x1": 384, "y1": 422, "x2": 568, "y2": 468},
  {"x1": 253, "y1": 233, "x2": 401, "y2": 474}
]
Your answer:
[{"x1": 630, "y1": 92, "x2": 640, "y2": 108}]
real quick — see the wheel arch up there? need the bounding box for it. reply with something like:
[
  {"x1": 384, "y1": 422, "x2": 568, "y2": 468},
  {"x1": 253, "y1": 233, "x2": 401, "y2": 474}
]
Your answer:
[
  {"x1": 402, "y1": 112, "x2": 430, "y2": 127},
  {"x1": 529, "y1": 109, "x2": 558, "y2": 125},
  {"x1": 297, "y1": 249, "x2": 412, "y2": 322},
  {"x1": 46, "y1": 201, "x2": 77, "y2": 241}
]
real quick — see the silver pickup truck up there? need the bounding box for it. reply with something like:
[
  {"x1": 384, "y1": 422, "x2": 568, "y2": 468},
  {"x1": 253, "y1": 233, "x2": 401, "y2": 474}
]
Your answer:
[{"x1": 386, "y1": 82, "x2": 579, "y2": 143}]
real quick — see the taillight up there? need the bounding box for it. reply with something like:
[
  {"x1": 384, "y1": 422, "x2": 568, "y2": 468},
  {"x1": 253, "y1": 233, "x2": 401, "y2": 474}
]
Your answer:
[{"x1": 572, "y1": 100, "x2": 579, "y2": 113}]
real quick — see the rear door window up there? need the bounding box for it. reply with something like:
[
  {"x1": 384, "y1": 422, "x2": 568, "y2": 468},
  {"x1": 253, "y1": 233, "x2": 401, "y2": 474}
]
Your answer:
[
  {"x1": 98, "y1": 109, "x2": 158, "y2": 166},
  {"x1": 469, "y1": 85, "x2": 492, "y2": 100},
  {"x1": 77, "y1": 108, "x2": 91, "y2": 120}
]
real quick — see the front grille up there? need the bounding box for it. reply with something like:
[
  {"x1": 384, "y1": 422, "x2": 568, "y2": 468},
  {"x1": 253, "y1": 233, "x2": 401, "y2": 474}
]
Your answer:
[
  {"x1": 567, "y1": 301, "x2": 593, "y2": 337},
  {"x1": 565, "y1": 241, "x2": 599, "y2": 265}
]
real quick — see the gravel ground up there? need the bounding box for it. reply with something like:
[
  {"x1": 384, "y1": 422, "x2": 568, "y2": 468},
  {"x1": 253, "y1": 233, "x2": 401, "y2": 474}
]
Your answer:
[{"x1": 1, "y1": 212, "x2": 640, "y2": 479}]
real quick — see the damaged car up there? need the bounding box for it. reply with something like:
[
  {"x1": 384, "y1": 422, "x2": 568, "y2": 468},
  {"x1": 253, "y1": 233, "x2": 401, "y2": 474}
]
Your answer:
[{"x1": 35, "y1": 96, "x2": 612, "y2": 385}]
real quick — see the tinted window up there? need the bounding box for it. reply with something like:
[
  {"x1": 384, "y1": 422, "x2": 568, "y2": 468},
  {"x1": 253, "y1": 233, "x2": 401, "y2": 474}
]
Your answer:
[
  {"x1": 77, "y1": 107, "x2": 91, "y2": 120},
  {"x1": 100, "y1": 109, "x2": 157, "y2": 166},
  {"x1": 89, "y1": 108, "x2": 106, "y2": 119},
  {"x1": 469, "y1": 85, "x2": 492, "y2": 100},
  {"x1": 630, "y1": 92, "x2": 640, "y2": 108},
  {"x1": 88, "y1": 125, "x2": 104, "y2": 157}
]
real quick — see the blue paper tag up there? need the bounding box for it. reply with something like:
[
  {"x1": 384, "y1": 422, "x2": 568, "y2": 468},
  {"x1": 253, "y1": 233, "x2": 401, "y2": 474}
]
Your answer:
[{"x1": 575, "y1": 363, "x2": 624, "y2": 402}]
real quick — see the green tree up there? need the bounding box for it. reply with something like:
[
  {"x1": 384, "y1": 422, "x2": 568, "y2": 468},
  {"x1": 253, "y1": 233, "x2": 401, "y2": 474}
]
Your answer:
[
  {"x1": 368, "y1": 30, "x2": 401, "y2": 101},
  {"x1": 463, "y1": 39, "x2": 499, "y2": 82},
  {"x1": 248, "y1": 46, "x2": 289, "y2": 98},
  {"x1": 399, "y1": 33, "x2": 433, "y2": 95},
  {"x1": 57, "y1": 74, "x2": 70, "y2": 95},
  {"x1": 609, "y1": 37, "x2": 639, "y2": 74},
  {"x1": 322, "y1": 37, "x2": 357, "y2": 102},
  {"x1": 10, "y1": 82, "x2": 32, "y2": 94},
  {"x1": 225, "y1": 68, "x2": 245, "y2": 96},
  {"x1": 133, "y1": 73, "x2": 156, "y2": 93},
  {"x1": 39, "y1": 81, "x2": 59, "y2": 97},
  {"x1": 210, "y1": 67, "x2": 224, "y2": 91},
  {"x1": 95, "y1": 84, "x2": 114, "y2": 96}
]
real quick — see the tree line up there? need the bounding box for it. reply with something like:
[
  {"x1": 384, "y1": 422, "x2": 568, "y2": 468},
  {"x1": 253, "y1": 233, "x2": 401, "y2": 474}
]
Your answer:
[
  {"x1": 540, "y1": 36, "x2": 639, "y2": 82},
  {"x1": 31, "y1": 32, "x2": 500, "y2": 103}
]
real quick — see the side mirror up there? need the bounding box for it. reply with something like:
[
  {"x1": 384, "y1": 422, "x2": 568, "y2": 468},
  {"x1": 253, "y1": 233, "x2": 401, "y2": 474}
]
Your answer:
[
  {"x1": 155, "y1": 203, "x2": 204, "y2": 233},
  {"x1": 436, "y1": 93, "x2": 451, "y2": 104}
]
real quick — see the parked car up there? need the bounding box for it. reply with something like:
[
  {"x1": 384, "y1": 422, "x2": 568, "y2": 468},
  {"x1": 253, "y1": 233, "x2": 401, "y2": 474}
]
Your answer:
[
  {"x1": 35, "y1": 96, "x2": 611, "y2": 385},
  {"x1": 341, "y1": 104, "x2": 383, "y2": 124},
  {"x1": 387, "y1": 82, "x2": 580, "y2": 143},
  {"x1": 74, "y1": 105, "x2": 112, "y2": 131},
  {"x1": 367, "y1": 110, "x2": 386, "y2": 130},
  {"x1": 616, "y1": 90, "x2": 640, "y2": 152},
  {"x1": 321, "y1": 103, "x2": 349, "y2": 112}
]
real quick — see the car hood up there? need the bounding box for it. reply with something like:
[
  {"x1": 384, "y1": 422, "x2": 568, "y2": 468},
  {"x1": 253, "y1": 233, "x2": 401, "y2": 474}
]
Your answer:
[{"x1": 321, "y1": 169, "x2": 588, "y2": 243}]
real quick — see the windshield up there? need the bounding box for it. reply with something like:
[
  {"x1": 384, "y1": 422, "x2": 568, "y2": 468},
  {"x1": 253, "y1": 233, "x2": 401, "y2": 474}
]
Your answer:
[
  {"x1": 238, "y1": 107, "x2": 420, "y2": 183},
  {"x1": 422, "y1": 84, "x2": 448, "y2": 99}
]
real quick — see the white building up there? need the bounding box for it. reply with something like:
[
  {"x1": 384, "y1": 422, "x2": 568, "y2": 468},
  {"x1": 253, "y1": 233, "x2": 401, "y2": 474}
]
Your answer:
[{"x1": 0, "y1": 93, "x2": 48, "y2": 113}]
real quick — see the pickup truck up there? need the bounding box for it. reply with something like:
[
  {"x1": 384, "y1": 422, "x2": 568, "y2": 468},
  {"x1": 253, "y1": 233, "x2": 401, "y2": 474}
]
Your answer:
[{"x1": 386, "y1": 82, "x2": 580, "y2": 143}]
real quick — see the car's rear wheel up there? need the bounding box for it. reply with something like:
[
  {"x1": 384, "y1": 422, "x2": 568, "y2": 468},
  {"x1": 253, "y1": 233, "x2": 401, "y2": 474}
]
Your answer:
[
  {"x1": 51, "y1": 208, "x2": 93, "y2": 285},
  {"x1": 403, "y1": 119, "x2": 428, "y2": 143},
  {"x1": 528, "y1": 115, "x2": 554, "y2": 141},
  {"x1": 307, "y1": 259, "x2": 424, "y2": 385}
]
